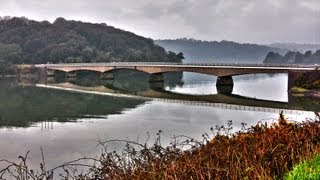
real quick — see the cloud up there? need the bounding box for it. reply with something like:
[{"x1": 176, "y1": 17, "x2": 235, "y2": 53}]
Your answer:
[{"x1": 0, "y1": 0, "x2": 319, "y2": 43}]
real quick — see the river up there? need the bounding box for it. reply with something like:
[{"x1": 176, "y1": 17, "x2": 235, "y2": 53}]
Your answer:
[{"x1": 0, "y1": 71, "x2": 319, "y2": 173}]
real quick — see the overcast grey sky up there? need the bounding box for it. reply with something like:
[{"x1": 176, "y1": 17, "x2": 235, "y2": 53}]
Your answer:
[{"x1": 0, "y1": 0, "x2": 319, "y2": 44}]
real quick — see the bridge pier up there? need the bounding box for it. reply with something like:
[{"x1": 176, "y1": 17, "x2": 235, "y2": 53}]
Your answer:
[
  {"x1": 149, "y1": 73, "x2": 164, "y2": 82},
  {"x1": 216, "y1": 76, "x2": 234, "y2": 94},
  {"x1": 149, "y1": 82, "x2": 164, "y2": 90},
  {"x1": 45, "y1": 77, "x2": 55, "y2": 84},
  {"x1": 37, "y1": 67, "x2": 47, "y2": 78},
  {"x1": 216, "y1": 76, "x2": 234, "y2": 86},
  {"x1": 101, "y1": 79, "x2": 115, "y2": 88},
  {"x1": 46, "y1": 69, "x2": 55, "y2": 77},
  {"x1": 66, "y1": 72, "x2": 77, "y2": 79},
  {"x1": 216, "y1": 85, "x2": 234, "y2": 94},
  {"x1": 100, "y1": 72, "x2": 115, "y2": 80}
]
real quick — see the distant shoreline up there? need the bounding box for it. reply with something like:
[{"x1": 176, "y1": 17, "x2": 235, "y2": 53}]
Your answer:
[{"x1": 0, "y1": 74, "x2": 17, "y2": 78}]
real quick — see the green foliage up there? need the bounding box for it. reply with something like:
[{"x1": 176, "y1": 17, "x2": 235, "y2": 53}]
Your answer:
[
  {"x1": 295, "y1": 71, "x2": 320, "y2": 89},
  {"x1": 0, "y1": 43, "x2": 22, "y2": 61},
  {"x1": 263, "y1": 51, "x2": 284, "y2": 63},
  {"x1": 0, "y1": 43, "x2": 22, "y2": 74},
  {"x1": 0, "y1": 16, "x2": 183, "y2": 67},
  {"x1": 167, "y1": 51, "x2": 184, "y2": 62},
  {"x1": 285, "y1": 153, "x2": 320, "y2": 180}
]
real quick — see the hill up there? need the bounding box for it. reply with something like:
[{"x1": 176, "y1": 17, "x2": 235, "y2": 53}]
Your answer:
[
  {"x1": 263, "y1": 50, "x2": 320, "y2": 64},
  {"x1": 155, "y1": 38, "x2": 286, "y2": 63},
  {"x1": 0, "y1": 17, "x2": 183, "y2": 69},
  {"x1": 269, "y1": 43, "x2": 320, "y2": 52}
]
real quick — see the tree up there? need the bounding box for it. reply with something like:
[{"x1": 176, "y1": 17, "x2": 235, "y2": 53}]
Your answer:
[
  {"x1": 0, "y1": 17, "x2": 180, "y2": 65},
  {"x1": 263, "y1": 52, "x2": 283, "y2": 63},
  {"x1": 294, "y1": 52, "x2": 304, "y2": 64},
  {"x1": 282, "y1": 51, "x2": 296, "y2": 63},
  {"x1": 176, "y1": 52, "x2": 185, "y2": 62}
]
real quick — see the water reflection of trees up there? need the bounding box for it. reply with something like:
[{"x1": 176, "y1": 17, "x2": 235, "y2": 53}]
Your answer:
[{"x1": 0, "y1": 78, "x2": 146, "y2": 127}]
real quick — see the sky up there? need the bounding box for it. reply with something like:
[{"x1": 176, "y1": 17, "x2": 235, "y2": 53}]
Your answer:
[{"x1": 0, "y1": 0, "x2": 319, "y2": 44}]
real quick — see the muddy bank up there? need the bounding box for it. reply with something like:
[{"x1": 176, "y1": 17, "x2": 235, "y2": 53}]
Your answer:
[{"x1": 307, "y1": 90, "x2": 320, "y2": 98}]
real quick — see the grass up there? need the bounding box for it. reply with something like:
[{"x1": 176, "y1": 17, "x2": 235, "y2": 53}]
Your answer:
[
  {"x1": 290, "y1": 86, "x2": 308, "y2": 93},
  {"x1": 285, "y1": 153, "x2": 320, "y2": 180},
  {"x1": 97, "y1": 113, "x2": 320, "y2": 179},
  {"x1": 290, "y1": 86, "x2": 320, "y2": 98}
]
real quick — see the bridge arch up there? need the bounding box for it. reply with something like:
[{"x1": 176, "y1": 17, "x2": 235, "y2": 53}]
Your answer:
[
  {"x1": 133, "y1": 66, "x2": 289, "y2": 77},
  {"x1": 45, "y1": 65, "x2": 290, "y2": 78},
  {"x1": 37, "y1": 63, "x2": 314, "y2": 91},
  {"x1": 102, "y1": 67, "x2": 151, "y2": 75},
  {"x1": 67, "y1": 69, "x2": 104, "y2": 74},
  {"x1": 43, "y1": 68, "x2": 66, "y2": 77}
]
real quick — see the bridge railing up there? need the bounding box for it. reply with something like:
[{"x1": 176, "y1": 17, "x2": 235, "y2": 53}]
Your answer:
[{"x1": 36, "y1": 62, "x2": 318, "y2": 69}]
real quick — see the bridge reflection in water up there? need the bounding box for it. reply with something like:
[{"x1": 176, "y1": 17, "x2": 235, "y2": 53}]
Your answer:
[{"x1": 34, "y1": 79, "x2": 319, "y2": 116}]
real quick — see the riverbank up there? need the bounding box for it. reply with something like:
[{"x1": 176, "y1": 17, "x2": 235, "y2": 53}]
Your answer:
[
  {"x1": 97, "y1": 114, "x2": 320, "y2": 179},
  {"x1": 307, "y1": 90, "x2": 320, "y2": 98},
  {"x1": 290, "y1": 86, "x2": 320, "y2": 99},
  {"x1": 0, "y1": 64, "x2": 39, "y2": 79},
  {"x1": 0, "y1": 113, "x2": 319, "y2": 179}
]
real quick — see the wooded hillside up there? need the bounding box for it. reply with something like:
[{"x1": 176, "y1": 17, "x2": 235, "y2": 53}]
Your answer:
[
  {"x1": 0, "y1": 16, "x2": 183, "y2": 67},
  {"x1": 263, "y1": 50, "x2": 320, "y2": 64},
  {"x1": 155, "y1": 38, "x2": 285, "y2": 63}
]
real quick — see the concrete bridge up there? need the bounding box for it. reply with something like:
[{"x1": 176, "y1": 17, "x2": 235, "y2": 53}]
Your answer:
[{"x1": 35, "y1": 62, "x2": 318, "y2": 90}]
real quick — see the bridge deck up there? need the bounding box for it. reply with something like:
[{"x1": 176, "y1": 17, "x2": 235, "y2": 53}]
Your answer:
[
  {"x1": 35, "y1": 62, "x2": 319, "y2": 89},
  {"x1": 36, "y1": 62, "x2": 318, "y2": 71}
]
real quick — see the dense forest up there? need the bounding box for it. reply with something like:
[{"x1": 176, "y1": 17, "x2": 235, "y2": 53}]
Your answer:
[
  {"x1": 155, "y1": 38, "x2": 286, "y2": 63},
  {"x1": 0, "y1": 16, "x2": 184, "y2": 73},
  {"x1": 263, "y1": 50, "x2": 320, "y2": 64}
]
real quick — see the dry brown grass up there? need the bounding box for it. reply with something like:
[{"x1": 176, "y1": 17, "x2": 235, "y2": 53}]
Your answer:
[{"x1": 100, "y1": 113, "x2": 320, "y2": 180}]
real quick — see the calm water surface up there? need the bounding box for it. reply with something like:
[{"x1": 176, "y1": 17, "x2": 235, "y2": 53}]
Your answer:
[{"x1": 0, "y1": 72, "x2": 319, "y2": 171}]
